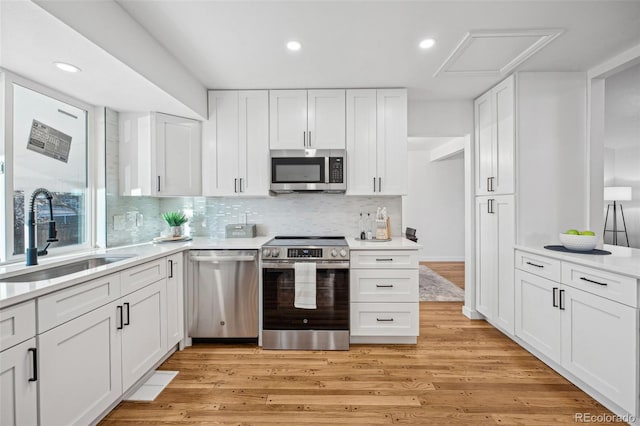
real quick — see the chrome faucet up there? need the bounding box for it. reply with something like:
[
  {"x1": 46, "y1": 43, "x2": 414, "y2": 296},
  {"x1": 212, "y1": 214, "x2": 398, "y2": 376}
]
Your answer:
[{"x1": 26, "y1": 188, "x2": 58, "y2": 266}]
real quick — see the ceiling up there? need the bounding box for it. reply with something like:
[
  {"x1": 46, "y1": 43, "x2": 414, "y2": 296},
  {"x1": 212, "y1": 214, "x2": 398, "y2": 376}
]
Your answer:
[
  {"x1": 1, "y1": 0, "x2": 640, "y2": 115},
  {"x1": 117, "y1": 0, "x2": 640, "y2": 100}
]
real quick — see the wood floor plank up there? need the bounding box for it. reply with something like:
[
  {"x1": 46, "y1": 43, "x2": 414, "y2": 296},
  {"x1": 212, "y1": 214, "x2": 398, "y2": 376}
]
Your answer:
[
  {"x1": 100, "y1": 302, "x2": 617, "y2": 425},
  {"x1": 421, "y1": 261, "x2": 465, "y2": 289}
]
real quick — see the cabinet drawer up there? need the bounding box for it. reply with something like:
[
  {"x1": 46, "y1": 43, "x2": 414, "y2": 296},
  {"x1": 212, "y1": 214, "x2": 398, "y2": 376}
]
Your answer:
[
  {"x1": 561, "y1": 262, "x2": 638, "y2": 307},
  {"x1": 350, "y1": 250, "x2": 418, "y2": 269},
  {"x1": 515, "y1": 250, "x2": 561, "y2": 281},
  {"x1": 38, "y1": 273, "x2": 121, "y2": 333},
  {"x1": 350, "y1": 269, "x2": 418, "y2": 303},
  {"x1": 0, "y1": 301, "x2": 36, "y2": 351},
  {"x1": 350, "y1": 302, "x2": 419, "y2": 336},
  {"x1": 120, "y1": 258, "x2": 166, "y2": 296}
]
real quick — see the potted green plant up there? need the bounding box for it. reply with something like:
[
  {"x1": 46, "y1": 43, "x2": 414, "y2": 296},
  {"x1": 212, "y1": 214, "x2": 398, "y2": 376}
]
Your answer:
[{"x1": 162, "y1": 211, "x2": 188, "y2": 238}]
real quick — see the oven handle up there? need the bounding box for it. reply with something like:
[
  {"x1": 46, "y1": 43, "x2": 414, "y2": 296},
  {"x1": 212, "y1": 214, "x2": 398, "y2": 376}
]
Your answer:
[
  {"x1": 191, "y1": 255, "x2": 256, "y2": 262},
  {"x1": 262, "y1": 261, "x2": 350, "y2": 270}
]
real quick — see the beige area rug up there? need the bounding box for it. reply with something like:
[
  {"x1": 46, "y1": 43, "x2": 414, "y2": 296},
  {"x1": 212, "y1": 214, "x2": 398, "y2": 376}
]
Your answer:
[{"x1": 419, "y1": 265, "x2": 465, "y2": 301}]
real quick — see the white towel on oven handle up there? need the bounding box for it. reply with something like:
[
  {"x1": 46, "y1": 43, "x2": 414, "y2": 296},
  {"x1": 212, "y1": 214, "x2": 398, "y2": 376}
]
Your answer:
[{"x1": 294, "y1": 262, "x2": 317, "y2": 309}]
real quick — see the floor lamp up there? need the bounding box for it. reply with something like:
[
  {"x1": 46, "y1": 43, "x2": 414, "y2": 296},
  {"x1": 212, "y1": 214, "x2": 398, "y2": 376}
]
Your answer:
[{"x1": 603, "y1": 186, "x2": 632, "y2": 246}]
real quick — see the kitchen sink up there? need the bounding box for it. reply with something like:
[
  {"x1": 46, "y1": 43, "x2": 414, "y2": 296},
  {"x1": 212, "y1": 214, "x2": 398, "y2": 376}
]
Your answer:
[{"x1": 0, "y1": 255, "x2": 134, "y2": 282}]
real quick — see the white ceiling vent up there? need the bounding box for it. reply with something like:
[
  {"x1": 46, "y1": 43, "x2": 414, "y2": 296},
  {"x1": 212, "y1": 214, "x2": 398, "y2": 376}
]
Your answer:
[{"x1": 434, "y1": 29, "x2": 563, "y2": 77}]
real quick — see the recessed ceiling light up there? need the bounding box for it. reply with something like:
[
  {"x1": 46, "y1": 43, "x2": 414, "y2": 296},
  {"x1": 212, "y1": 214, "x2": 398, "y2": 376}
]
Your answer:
[
  {"x1": 419, "y1": 38, "x2": 436, "y2": 50},
  {"x1": 286, "y1": 41, "x2": 302, "y2": 51},
  {"x1": 54, "y1": 62, "x2": 81, "y2": 73}
]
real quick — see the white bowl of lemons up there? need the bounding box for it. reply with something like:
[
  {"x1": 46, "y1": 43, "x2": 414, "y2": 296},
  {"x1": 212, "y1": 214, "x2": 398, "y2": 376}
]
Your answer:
[{"x1": 559, "y1": 230, "x2": 597, "y2": 251}]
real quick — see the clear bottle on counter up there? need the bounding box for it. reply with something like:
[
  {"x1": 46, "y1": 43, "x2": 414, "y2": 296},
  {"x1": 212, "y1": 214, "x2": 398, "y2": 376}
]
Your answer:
[
  {"x1": 366, "y1": 212, "x2": 373, "y2": 240},
  {"x1": 359, "y1": 212, "x2": 366, "y2": 240}
]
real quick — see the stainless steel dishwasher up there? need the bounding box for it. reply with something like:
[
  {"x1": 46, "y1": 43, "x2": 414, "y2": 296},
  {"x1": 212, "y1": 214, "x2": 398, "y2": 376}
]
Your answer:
[{"x1": 188, "y1": 250, "x2": 258, "y2": 339}]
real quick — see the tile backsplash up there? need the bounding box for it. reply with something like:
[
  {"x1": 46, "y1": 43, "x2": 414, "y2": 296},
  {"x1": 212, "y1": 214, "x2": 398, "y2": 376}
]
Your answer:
[
  {"x1": 105, "y1": 109, "x2": 402, "y2": 247},
  {"x1": 159, "y1": 195, "x2": 402, "y2": 239}
]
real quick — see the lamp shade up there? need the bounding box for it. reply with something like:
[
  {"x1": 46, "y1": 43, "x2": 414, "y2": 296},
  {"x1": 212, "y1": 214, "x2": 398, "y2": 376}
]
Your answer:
[{"x1": 604, "y1": 186, "x2": 632, "y2": 201}]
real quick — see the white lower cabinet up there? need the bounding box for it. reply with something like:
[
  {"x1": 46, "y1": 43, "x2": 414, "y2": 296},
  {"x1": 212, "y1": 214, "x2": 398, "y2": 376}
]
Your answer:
[
  {"x1": 121, "y1": 280, "x2": 167, "y2": 391},
  {"x1": 475, "y1": 195, "x2": 515, "y2": 335},
  {"x1": 166, "y1": 253, "x2": 184, "y2": 347},
  {"x1": 350, "y1": 249, "x2": 419, "y2": 343},
  {"x1": 514, "y1": 252, "x2": 639, "y2": 417},
  {"x1": 0, "y1": 338, "x2": 38, "y2": 426},
  {"x1": 39, "y1": 301, "x2": 122, "y2": 426}
]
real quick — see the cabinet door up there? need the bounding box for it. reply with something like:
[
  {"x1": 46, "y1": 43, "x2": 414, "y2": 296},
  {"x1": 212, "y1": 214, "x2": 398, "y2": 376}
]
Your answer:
[
  {"x1": 307, "y1": 89, "x2": 345, "y2": 149},
  {"x1": 376, "y1": 89, "x2": 408, "y2": 195},
  {"x1": 39, "y1": 301, "x2": 122, "y2": 426},
  {"x1": 238, "y1": 90, "x2": 270, "y2": 196},
  {"x1": 346, "y1": 89, "x2": 377, "y2": 195},
  {"x1": 474, "y1": 91, "x2": 493, "y2": 196},
  {"x1": 203, "y1": 91, "x2": 240, "y2": 196},
  {"x1": 0, "y1": 339, "x2": 38, "y2": 426},
  {"x1": 475, "y1": 197, "x2": 496, "y2": 318},
  {"x1": 166, "y1": 254, "x2": 184, "y2": 348},
  {"x1": 269, "y1": 90, "x2": 307, "y2": 149},
  {"x1": 121, "y1": 280, "x2": 167, "y2": 391},
  {"x1": 514, "y1": 270, "x2": 561, "y2": 362},
  {"x1": 561, "y1": 286, "x2": 638, "y2": 415},
  {"x1": 492, "y1": 76, "x2": 514, "y2": 194},
  {"x1": 155, "y1": 112, "x2": 202, "y2": 196},
  {"x1": 494, "y1": 195, "x2": 515, "y2": 335}
]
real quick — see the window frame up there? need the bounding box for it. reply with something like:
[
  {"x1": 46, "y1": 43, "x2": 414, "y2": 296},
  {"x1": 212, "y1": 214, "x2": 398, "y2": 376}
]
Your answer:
[{"x1": 1, "y1": 69, "x2": 99, "y2": 264}]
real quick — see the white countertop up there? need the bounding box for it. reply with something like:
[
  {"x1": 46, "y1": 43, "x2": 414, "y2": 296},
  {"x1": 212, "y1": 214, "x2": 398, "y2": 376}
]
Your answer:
[
  {"x1": 0, "y1": 235, "x2": 423, "y2": 308},
  {"x1": 346, "y1": 236, "x2": 422, "y2": 250},
  {"x1": 515, "y1": 244, "x2": 640, "y2": 279},
  {"x1": 0, "y1": 236, "x2": 271, "y2": 309}
]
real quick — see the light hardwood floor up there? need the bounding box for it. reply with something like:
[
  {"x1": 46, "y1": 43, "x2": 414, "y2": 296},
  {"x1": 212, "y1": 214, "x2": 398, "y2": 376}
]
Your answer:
[
  {"x1": 100, "y1": 303, "x2": 614, "y2": 425},
  {"x1": 421, "y1": 261, "x2": 465, "y2": 289}
]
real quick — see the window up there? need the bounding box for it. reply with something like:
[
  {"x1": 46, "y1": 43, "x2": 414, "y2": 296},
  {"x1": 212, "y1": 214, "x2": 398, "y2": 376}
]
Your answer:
[{"x1": 1, "y1": 76, "x2": 90, "y2": 262}]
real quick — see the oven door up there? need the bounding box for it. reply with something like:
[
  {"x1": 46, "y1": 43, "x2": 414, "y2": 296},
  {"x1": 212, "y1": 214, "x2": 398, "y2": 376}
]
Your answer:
[{"x1": 262, "y1": 261, "x2": 349, "y2": 330}]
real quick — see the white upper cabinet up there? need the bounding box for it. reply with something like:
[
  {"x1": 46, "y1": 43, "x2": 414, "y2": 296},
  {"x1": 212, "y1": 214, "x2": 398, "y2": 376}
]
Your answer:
[
  {"x1": 203, "y1": 90, "x2": 269, "y2": 196},
  {"x1": 474, "y1": 75, "x2": 514, "y2": 196},
  {"x1": 346, "y1": 89, "x2": 407, "y2": 195},
  {"x1": 270, "y1": 89, "x2": 346, "y2": 150},
  {"x1": 307, "y1": 89, "x2": 346, "y2": 149},
  {"x1": 119, "y1": 112, "x2": 202, "y2": 196}
]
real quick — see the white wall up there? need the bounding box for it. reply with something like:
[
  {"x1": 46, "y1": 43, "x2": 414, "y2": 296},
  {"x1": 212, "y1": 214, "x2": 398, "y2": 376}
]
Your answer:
[
  {"x1": 403, "y1": 141, "x2": 465, "y2": 260},
  {"x1": 408, "y1": 100, "x2": 473, "y2": 136},
  {"x1": 517, "y1": 72, "x2": 588, "y2": 246},
  {"x1": 603, "y1": 63, "x2": 640, "y2": 248},
  {"x1": 404, "y1": 100, "x2": 472, "y2": 261}
]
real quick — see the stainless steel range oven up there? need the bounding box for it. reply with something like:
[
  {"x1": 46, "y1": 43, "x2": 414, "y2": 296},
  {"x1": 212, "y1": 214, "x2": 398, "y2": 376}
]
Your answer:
[{"x1": 261, "y1": 236, "x2": 350, "y2": 350}]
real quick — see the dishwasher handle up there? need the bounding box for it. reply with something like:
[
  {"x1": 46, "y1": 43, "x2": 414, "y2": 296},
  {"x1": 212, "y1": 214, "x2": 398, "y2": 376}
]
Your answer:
[{"x1": 190, "y1": 254, "x2": 256, "y2": 262}]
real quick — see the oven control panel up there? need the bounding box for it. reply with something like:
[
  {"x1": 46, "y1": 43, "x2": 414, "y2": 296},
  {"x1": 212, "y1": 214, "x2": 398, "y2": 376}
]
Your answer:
[{"x1": 288, "y1": 248, "x2": 322, "y2": 258}]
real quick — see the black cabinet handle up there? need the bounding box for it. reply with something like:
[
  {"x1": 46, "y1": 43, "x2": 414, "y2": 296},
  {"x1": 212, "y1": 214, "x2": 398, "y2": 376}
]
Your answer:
[
  {"x1": 234, "y1": 178, "x2": 238, "y2": 193},
  {"x1": 239, "y1": 178, "x2": 244, "y2": 193},
  {"x1": 376, "y1": 318, "x2": 394, "y2": 322},
  {"x1": 487, "y1": 177, "x2": 490, "y2": 192},
  {"x1": 169, "y1": 259, "x2": 174, "y2": 278},
  {"x1": 489, "y1": 177, "x2": 495, "y2": 192},
  {"x1": 28, "y1": 348, "x2": 37, "y2": 382},
  {"x1": 375, "y1": 258, "x2": 394, "y2": 262},
  {"x1": 373, "y1": 177, "x2": 376, "y2": 192},
  {"x1": 303, "y1": 131, "x2": 306, "y2": 147},
  {"x1": 526, "y1": 261, "x2": 544, "y2": 268},
  {"x1": 552, "y1": 287, "x2": 558, "y2": 308},
  {"x1": 580, "y1": 277, "x2": 607, "y2": 286},
  {"x1": 157, "y1": 176, "x2": 161, "y2": 192},
  {"x1": 124, "y1": 302, "x2": 130, "y2": 326},
  {"x1": 376, "y1": 284, "x2": 394, "y2": 288},
  {"x1": 308, "y1": 131, "x2": 312, "y2": 147},
  {"x1": 378, "y1": 177, "x2": 382, "y2": 193},
  {"x1": 559, "y1": 289, "x2": 565, "y2": 310},
  {"x1": 117, "y1": 305, "x2": 123, "y2": 329}
]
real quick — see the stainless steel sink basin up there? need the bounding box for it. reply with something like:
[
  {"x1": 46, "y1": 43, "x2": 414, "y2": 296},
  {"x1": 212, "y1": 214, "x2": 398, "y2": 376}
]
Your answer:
[{"x1": 1, "y1": 255, "x2": 133, "y2": 282}]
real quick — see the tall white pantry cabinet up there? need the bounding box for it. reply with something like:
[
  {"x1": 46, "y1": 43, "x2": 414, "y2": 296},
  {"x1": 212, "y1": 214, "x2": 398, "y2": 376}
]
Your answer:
[{"x1": 474, "y1": 75, "x2": 516, "y2": 335}]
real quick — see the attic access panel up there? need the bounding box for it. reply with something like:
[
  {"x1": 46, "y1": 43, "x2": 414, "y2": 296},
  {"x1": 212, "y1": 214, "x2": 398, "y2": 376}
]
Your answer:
[{"x1": 434, "y1": 29, "x2": 563, "y2": 77}]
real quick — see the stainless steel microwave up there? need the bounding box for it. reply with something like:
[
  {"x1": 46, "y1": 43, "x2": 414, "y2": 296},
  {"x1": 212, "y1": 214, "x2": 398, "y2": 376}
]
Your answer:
[{"x1": 270, "y1": 149, "x2": 346, "y2": 193}]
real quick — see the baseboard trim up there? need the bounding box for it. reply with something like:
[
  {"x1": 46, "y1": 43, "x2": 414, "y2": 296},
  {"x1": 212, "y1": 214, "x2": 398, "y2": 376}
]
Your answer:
[
  {"x1": 350, "y1": 336, "x2": 417, "y2": 344},
  {"x1": 420, "y1": 256, "x2": 465, "y2": 262},
  {"x1": 462, "y1": 305, "x2": 485, "y2": 320}
]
